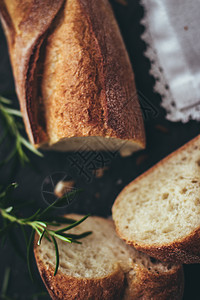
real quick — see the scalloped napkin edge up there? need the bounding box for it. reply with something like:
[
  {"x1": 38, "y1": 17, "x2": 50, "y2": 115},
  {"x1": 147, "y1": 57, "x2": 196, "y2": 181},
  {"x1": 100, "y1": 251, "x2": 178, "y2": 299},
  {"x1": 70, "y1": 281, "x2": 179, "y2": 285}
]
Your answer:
[{"x1": 140, "y1": 0, "x2": 200, "y2": 122}]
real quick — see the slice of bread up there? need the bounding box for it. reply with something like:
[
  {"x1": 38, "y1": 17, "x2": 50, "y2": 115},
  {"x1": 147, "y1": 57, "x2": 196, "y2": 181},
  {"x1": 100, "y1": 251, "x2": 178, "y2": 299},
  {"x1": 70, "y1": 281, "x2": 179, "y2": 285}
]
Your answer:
[
  {"x1": 34, "y1": 214, "x2": 184, "y2": 300},
  {"x1": 112, "y1": 135, "x2": 200, "y2": 264}
]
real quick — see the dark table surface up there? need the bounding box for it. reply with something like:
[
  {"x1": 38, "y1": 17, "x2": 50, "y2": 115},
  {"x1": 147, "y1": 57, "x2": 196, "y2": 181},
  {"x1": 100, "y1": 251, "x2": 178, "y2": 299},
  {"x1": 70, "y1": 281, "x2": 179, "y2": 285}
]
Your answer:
[{"x1": 0, "y1": 1, "x2": 199, "y2": 299}]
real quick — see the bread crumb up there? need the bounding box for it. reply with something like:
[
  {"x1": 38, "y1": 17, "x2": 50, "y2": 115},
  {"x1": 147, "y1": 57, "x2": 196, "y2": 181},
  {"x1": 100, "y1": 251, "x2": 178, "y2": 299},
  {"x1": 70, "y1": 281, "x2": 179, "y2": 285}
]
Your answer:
[
  {"x1": 54, "y1": 180, "x2": 75, "y2": 198},
  {"x1": 94, "y1": 166, "x2": 109, "y2": 178}
]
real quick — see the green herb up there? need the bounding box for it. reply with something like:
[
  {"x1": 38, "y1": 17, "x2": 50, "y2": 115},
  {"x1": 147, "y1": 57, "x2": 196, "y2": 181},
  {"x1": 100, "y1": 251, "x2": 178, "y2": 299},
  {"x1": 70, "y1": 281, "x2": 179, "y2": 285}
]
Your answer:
[
  {"x1": 0, "y1": 96, "x2": 43, "y2": 166},
  {"x1": 1, "y1": 267, "x2": 11, "y2": 299},
  {"x1": 0, "y1": 183, "x2": 92, "y2": 277}
]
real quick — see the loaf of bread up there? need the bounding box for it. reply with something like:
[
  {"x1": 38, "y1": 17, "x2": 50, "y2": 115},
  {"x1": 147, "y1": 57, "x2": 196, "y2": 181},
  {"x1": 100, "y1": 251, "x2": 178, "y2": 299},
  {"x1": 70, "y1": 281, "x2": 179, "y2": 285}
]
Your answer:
[
  {"x1": 34, "y1": 214, "x2": 184, "y2": 300},
  {"x1": 112, "y1": 135, "x2": 200, "y2": 263},
  {"x1": 0, "y1": 0, "x2": 145, "y2": 156}
]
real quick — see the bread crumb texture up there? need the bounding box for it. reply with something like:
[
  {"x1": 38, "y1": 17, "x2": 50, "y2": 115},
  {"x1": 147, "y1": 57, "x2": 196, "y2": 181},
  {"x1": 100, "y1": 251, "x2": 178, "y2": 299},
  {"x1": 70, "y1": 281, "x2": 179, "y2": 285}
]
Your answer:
[
  {"x1": 37, "y1": 217, "x2": 170, "y2": 278},
  {"x1": 34, "y1": 215, "x2": 183, "y2": 300},
  {"x1": 113, "y1": 136, "x2": 200, "y2": 245}
]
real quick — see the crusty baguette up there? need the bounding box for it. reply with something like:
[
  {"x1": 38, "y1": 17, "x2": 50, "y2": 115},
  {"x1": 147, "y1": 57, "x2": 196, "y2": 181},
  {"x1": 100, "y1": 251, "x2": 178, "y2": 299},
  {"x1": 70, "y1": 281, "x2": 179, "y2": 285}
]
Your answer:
[
  {"x1": 0, "y1": 0, "x2": 64, "y2": 144},
  {"x1": 0, "y1": 0, "x2": 145, "y2": 156},
  {"x1": 112, "y1": 135, "x2": 200, "y2": 264},
  {"x1": 34, "y1": 214, "x2": 184, "y2": 300}
]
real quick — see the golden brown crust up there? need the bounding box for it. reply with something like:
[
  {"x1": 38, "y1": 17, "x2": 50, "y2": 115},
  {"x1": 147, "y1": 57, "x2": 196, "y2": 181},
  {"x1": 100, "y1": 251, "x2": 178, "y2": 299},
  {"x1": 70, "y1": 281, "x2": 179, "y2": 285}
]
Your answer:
[
  {"x1": 126, "y1": 227, "x2": 200, "y2": 264},
  {"x1": 34, "y1": 240, "x2": 125, "y2": 300},
  {"x1": 113, "y1": 135, "x2": 200, "y2": 264},
  {"x1": 35, "y1": 260, "x2": 124, "y2": 300},
  {"x1": 126, "y1": 264, "x2": 184, "y2": 300},
  {"x1": 0, "y1": 0, "x2": 65, "y2": 144},
  {"x1": 35, "y1": 257, "x2": 184, "y2": 300},
  {"x1": 34, "y1": 214, "x2": 183, "y2": 300},
  {"x1": 78, "y1": 0, "x2": 145, "y2": 143},
  {"x1": 34, "y1": 214, "x2": 125, "y2": 300},
  {"x1": 0, "y1": 0, "x2": 145, "y2": 149},
  {"x1": 115, "y1": 135, "x2": 200, "y2": 191}
]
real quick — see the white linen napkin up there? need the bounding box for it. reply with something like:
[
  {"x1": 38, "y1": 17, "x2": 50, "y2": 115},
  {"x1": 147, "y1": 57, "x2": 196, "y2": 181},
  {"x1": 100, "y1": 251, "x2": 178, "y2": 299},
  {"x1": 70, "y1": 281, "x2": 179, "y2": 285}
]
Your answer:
[{"x1": 141, "y1": 0, "x2": 200, "y2": 122}]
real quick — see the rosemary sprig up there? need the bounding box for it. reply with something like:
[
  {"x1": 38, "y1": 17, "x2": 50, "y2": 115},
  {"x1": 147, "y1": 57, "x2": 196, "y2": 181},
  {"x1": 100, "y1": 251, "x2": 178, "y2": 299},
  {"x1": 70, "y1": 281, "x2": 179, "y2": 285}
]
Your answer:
[
  {"x1": 0, "y1": 183, "x2": 92, "y2": 277},
  {"x1": 0, "y1": 96, "x2": 43, "y2": 166}
]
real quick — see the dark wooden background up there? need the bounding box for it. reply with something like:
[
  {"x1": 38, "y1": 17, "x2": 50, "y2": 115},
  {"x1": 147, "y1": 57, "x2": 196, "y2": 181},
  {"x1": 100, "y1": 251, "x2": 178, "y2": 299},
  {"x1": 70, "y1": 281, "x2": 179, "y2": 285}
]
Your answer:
[{"x1": 0, "y1": 0, "x2": 199, "y2": 299}]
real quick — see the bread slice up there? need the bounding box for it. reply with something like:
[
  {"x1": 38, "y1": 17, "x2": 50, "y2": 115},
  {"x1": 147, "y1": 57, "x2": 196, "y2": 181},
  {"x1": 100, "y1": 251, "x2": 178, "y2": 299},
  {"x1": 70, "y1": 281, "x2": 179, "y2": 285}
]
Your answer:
[
  {"x1": 34, "y1": 214, "x2": 184, "y2": 300},
  {"x1": 0, "y1": 0, "x2": 145, "y2": 156},
  {"x1": 112, "y1": 135, "x2": 200, "y2": 264}
]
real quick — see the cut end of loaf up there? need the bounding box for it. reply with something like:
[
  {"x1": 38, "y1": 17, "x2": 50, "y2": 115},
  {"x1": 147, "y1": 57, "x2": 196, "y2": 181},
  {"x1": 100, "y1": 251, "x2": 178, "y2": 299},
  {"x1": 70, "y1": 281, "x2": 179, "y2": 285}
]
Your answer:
[
  {"x1": 34, "y1": 214, "x2": 183, "y2": 300},
  {"x1": 35, "y1": 215, "x2": 173, "y2": 279},
  {"x1": 40, "y1": 136, "x2": 144, "y2": 157},
  {"x1": 112, "y1": 135, "x2": 200, "y2": 263},
  {"x1": 2, "y1": 0, "x2": 146, "y2": 153}
]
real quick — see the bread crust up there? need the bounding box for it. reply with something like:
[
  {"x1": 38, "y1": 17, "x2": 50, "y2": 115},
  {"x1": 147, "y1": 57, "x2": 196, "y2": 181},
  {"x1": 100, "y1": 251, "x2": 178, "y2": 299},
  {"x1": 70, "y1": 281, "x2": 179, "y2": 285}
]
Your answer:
[
  {"x1": 34, "y1": 214, "x2": 184, "y2": 300},
  {"x1": 125, "y1": 263, "x2": 184, "y2": 300},
  {"x1": 34, "y1": 255, "x2": 124, "y2": 300},
  {"x1": 125, "y1": 227, "x2": 200, "y2": 264},
  {"x1": 78, "y1": 0, "x2": 145, "y2": 143},
  {"x1": 35, "y1": 254, "x2": 184, "y2": 300},
  {"x1": 0, "y1": 0, "x2": 145, "y2": 149},
  {"x1": 34, "y1": 223, "x2": 125, "y2": 300},
  {"x1": 0, "y1": 0, "x2": 64, "y2": 144},
  {"x1": 113, "y1": 135, "x2": 200, "y2": 264}
]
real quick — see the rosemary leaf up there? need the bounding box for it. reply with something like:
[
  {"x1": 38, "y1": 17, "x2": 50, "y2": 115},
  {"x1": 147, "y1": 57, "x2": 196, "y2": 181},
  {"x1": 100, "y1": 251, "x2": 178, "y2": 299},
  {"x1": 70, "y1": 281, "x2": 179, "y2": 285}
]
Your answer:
[
  {"x1": 34, "y1": 221, "x2": 47, "y2": 229},
  {"x1": 55, "y1": 214, "x2": 90, "y2": 234},
  {"x1": 0, "y1": 96, "x2": 12, "y2": 105},
  {"x1": 47, "y1": 216, "x2": 77, "y2": 224},
  {"x1": 0, "y1": 183, "x2": 92, "y2": 277},
  {"x1": 61, "y1": 231, "x2": 92, "y2": 240},
  {"x1": 0, "y1": 183, "x2": 18, "y2": 198},
  {"x1": 0, "y1": 95, "x2": 43, "y2": 166},
  {"x1": 52, "y1": 236, "x2": 59, "y2": 276},
  {"x1": 34, "y1": 226, "x2": 42, "y2": 237},
  {"x1": 39, "y1": 189, "x2": 82, "y2": 217},
  {"x1": 69, "y1": 240, "x2": 82, "y2": 245},
  {"x1": 51, "y1": 232, "x2": 72, "y2": 243},
  {"x1": 1, "y1": 267, "x2": 11, "y2": 297},
  {"x1": 19, "y1": 136, "x2": 43, "y2": 157},
  {"x1": 44, "y1": 232, "x2": 52, "y2": 243},
  {"x1": 38, "y1": 229, "x2": 46, "y2": 246},
  {"x1": 42, "y1": 221, "x2": 61, "y2": 227},
  {"x1": 27, "y1": 229, "x2": 35, "y2": 282},
  {"x1": 2, "y1": 107, "x2": 22, "y2": 117}
]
